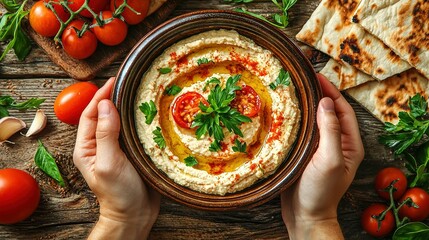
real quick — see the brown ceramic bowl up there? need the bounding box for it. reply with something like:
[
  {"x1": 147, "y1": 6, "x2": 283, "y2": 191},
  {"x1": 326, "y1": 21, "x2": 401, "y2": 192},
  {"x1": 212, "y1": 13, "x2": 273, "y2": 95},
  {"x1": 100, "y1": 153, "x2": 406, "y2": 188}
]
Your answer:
[{"x1": 112, "y1": 10, "x2": 321, "y2": 211}]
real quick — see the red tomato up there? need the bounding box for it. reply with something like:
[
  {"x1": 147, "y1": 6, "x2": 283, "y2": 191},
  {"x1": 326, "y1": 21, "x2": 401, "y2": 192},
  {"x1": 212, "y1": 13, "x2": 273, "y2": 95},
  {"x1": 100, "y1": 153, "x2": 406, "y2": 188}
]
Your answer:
[
  {"x1": 92, "y1": 11, "x2": 128, "y2": 46},
  {"x1": 54, "y1": 82, "x2": 99, "y2": 125},
  {"x1": 0, "y1": 169, "x2": 40, "y2": 224},
  {"x1": 61, "y1": 19, "x2": 98, "y2": 59},
  {"x1": 29, "y1": 0, "x2": 70, "y2": 37},
  {"x1": 361, "y1": 203, "x2": 395, "y2": 238},
  {"x1": 110, "y1": 0, "x2": 150, "y2": 25},
  {"x1": 374, "y1": 167, "x2": 407, "y2": 200},
  {"x1": 171, "y1": 92, "x2": 209, "y2": 129},
  {"x1": 68, "y1": 0, "x2": 109, "y2": 18},
  {"x1": 399, "y1": 187, "x2": 429, "y2": 221},
  {"x1": 230, "y1": 85, "x2": 261, "y2": 117}
]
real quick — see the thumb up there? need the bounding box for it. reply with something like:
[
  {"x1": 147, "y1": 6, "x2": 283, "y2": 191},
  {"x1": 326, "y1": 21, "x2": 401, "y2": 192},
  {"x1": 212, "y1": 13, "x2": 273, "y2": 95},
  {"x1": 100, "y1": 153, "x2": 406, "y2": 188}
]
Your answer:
[
  {"x1": 315, "y1": 97, "x2": 343, "y2": 169},
  {"x1": 95, "y1": 99, "x2": 123, "y2": 172}
]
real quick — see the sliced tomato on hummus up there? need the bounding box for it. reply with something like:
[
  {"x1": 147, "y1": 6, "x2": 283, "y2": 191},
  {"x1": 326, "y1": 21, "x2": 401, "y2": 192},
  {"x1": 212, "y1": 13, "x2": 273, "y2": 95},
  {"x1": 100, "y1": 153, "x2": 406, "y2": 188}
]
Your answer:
[
  {"x1": 172, "y1": 92, "x2": 209, "y2": 128},
  {"x1": 230, "y1": 85, "x2": 261, "y2": 117}
]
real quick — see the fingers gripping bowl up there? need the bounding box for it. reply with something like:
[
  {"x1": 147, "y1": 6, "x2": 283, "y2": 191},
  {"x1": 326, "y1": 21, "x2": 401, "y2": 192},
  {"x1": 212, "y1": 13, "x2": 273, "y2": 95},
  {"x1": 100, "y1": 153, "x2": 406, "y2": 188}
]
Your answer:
[{"x1": 112, "y1": 10, "x2": 322, "y2": 211}]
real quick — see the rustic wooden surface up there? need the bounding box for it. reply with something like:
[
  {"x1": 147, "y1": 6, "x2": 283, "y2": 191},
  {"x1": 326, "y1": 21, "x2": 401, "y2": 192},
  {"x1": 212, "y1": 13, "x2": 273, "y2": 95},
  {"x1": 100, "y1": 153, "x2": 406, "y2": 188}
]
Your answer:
[{"x1": 0, "y1": 0, "x2": 422, "y2": 239}]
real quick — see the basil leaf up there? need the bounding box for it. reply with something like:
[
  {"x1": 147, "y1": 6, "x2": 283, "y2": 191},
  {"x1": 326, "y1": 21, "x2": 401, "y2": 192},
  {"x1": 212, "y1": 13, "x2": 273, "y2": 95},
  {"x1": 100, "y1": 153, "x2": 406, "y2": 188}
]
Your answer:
[
  {"x1": 34, "y1": 140, "x2": 65, "y2": 187},
  {"x1": 393, "y1": 222, "x2": 429, "y2": 240}
]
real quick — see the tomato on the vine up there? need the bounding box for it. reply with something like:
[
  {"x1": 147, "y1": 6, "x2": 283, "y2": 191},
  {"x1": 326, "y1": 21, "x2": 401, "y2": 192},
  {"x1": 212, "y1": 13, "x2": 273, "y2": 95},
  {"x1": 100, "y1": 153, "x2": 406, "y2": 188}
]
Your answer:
[
  {"x1": 110, "y1": 0, "x2": 150, "y2": 25},
  {"x1": 54, "y1": 82, "x2": 98, "y2": 125},
  {"x1": 361, "y1": 203, "x2": 395, "y2": 238},
  {"x1": 374, "y1": 167, "x2": 407, "y2": 200},
  {"x1": 398, "y1": 187, "x2": 429, "y2": 221},
  {"x1": 171, "y1": 92, "x2": 209, "y2": 129},
  {"x1": 92, "y1": 11, "x2": 128, "y2": 46},
  {"x1": 0, "y1": 169, "x2": 40, "y2": 224},
  {"x1": 61, "y1": 19, "x2": 98, "y2": 59},
  {"x1": 230, "y1": 85, "x2": 261, "y2": 117},
  {"x1": 68, "y1": 0, "x2": 109, "y2": 18},
  {"x1": 29, "y1": 0, "x2": 70, "y2": 37}
]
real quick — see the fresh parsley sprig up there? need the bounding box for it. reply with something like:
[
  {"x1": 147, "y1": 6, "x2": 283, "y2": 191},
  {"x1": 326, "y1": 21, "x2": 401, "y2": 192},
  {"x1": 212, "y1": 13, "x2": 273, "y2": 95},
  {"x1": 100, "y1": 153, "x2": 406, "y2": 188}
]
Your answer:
[
  {"x1": 139, "y1": 100, "x2": 157, "y2": 124},
  {"x1": 235, "y1": 0, "x2": 297, "y2": 29},
  {"x1": 269, "y1": 68, "x2": 290, "y2": 90},
  {"x1": 0, "y1": 96, "x2": 45, "y2": 118},
  {"x1": 191, "y1": 75, "x2": 251, "y2": 145},
  {"x1": 164, "y1": 84, "x2": 182, "y2": 96},
  {"x1": 379, "y1": 94, "x2": 429, "y2": 155},
  {"x1": 197, "y1": 57, "x2": 213, "y2": 65},
  {"x1": 232, "y1": 139, "x2": 247, "y2": 153},
  {"x1": 152, "y1": 127, "x2": 166, "y2": 149},
  {"x1": 184, "y1": 156, "x2": 198, "y2": 167},
  {"x1": 203, "y1": 77, "x2": 221, "y2": 91}
]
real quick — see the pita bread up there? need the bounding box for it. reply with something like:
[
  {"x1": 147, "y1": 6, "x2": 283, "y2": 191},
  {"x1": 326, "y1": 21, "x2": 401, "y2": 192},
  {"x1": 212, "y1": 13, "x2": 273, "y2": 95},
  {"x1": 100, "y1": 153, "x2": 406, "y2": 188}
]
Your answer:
[
  {"x1": 296, "y1": 0, "x2": 411, "y2": 83},
  {"x1": 354, "y1": 0, "x2": 429, "y2": 79},
  {"x1": 320, "y1": 58, "x2": 374, "y2": 90},
  {"x1": 346, "y1": 69, "x2": 429, "y2": 124},
  {"x1": 148, "y1": 0, "x2": 168, "y2": 15}
]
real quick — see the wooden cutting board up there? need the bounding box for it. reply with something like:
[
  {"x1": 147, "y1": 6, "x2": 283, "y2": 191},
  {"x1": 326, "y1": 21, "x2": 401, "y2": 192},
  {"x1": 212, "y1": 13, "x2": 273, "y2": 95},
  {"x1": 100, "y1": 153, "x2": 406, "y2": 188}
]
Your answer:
[{"x1": 25, "y1": 0, "x2": 181, "y2": 80}]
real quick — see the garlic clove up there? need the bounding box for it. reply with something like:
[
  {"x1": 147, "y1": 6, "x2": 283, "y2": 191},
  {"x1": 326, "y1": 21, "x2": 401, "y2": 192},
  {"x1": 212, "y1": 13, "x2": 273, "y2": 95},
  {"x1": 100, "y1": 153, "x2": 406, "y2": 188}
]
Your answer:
[
  {"x1": 25, "y1": 109, "x2": 47, "y2": 137},
  {"x1": 0, "y1": 117, "x2": 26, "y2": 142}
]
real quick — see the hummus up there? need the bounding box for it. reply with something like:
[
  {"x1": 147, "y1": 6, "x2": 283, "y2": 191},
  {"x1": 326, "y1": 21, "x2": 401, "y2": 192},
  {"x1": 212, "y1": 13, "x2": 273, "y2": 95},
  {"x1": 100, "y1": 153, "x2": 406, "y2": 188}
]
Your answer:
[{"x1": 135, "y1": 29, "x2": 300, "y2": 195}]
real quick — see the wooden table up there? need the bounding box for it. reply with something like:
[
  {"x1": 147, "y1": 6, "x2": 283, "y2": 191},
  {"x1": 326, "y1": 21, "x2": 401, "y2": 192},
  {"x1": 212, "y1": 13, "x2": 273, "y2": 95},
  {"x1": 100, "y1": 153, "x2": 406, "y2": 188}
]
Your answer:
[{"x1": 0, "y1": 0, "x2": 422, "y2": 239}]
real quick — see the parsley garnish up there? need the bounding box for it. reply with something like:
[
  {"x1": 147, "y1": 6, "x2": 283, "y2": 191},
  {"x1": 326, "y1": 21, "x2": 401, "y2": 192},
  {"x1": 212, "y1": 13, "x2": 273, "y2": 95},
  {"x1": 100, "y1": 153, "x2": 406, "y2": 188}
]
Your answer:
[
  {"x1": 139, "y1": 100, "x2": 157, "y2": 124},
  {"x1": 379, "y1": 94, "x2": 429, "y2": 155},
  {"x1": 235, "y1": 0, "x2": 297, "y2": 29},
  {"x1": 191, "y1": 75, "x2": 251, "y2": 146},
  {"x1": 232, "y1": 139, "x2": 247, "y2": 153},
  {"x1": 203, "y1": 77, "x2": 221, "y2": 91},
  {"x1": 159, "y1": 67, "x2": 172, "y2": 74},
  {"x1": 184, "y1": 156, "x2": 198, "y2": 167},
  {"x1": 269, "y1": 68, "x2": 290, "y2": 90},
  {"x1": 209, "y1": 140, "x2": 222, "y2": 152},
  {"x1": 0, "y1": 96, "x2": 45, "y2": 118},
  {"x1": 164, "y1": 84, "x2": 182, "y2": 96},
  {"x1": 197, "y1": 57, "x2": 213, "y2": 65},
  {"x1": 152, "y1": 127, "x2": 166, "y2": 149}
]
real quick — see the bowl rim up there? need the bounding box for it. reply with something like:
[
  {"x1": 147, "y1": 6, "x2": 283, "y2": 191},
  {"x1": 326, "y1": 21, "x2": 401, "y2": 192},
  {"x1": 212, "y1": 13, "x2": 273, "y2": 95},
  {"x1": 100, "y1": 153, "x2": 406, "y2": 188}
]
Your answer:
[{"x1": 112, "y1": 9, "x2": 322, "y2": 211}]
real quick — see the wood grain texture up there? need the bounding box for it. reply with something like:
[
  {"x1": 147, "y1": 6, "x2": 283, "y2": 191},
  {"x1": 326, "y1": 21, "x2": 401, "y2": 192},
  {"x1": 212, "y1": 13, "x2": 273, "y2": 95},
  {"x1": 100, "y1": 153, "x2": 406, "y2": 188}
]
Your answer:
[{"x1": 1, "y1": 0, "x2": 426, "y2": 239}]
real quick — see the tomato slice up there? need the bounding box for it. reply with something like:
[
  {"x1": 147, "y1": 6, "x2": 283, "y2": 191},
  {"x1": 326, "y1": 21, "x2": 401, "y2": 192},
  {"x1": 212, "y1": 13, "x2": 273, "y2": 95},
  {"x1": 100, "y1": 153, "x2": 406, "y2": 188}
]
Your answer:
[
  {"x1": 172, "y1": 92, "x2": 208, "y2": 129},
  {"x1": 230, "y1": 85, "x2": 261, "y2": 117}
]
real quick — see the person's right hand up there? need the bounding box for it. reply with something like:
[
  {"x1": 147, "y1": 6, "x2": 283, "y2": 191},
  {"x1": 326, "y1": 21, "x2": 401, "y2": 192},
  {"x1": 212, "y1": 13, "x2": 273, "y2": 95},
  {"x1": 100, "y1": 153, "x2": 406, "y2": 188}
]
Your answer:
[{"x1": 281, "y1": 73, "x2": 364, "y2": 239}]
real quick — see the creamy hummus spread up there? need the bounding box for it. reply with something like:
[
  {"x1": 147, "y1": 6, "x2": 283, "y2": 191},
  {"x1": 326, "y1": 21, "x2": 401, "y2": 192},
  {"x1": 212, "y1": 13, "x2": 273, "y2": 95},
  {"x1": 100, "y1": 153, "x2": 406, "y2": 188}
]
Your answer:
[{"x1": 135, "y1": 29, "x2": 300, "y2": 195}]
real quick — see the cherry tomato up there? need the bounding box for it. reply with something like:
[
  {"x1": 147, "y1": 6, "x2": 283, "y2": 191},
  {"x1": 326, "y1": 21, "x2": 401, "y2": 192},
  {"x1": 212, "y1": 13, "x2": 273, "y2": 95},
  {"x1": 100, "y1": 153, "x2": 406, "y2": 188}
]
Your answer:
[
  {"x1": 171, "y1": 92, "x2": 209, "y2": 129},
  {"x1": 361, "y1": 203, "x2": 395, "y2": 238},
  {"x1": 374, "y1": 167, "x2": 407, "y2": 200},
  {"x1": 398, "y1": 187, "x2": 429, "y2": 221},
  {"x1": 0, "y1": 168, "x2": 40, "y2": 224},
  {"x1": 230, "y1": 85, "x2": 261, "y2": 117},
  {"x1": 110, "y1": 0, "x2": 150, "y2": 25},
  {"x1": 61, "y1": 19, "x2": 98, "y2": 59},
  {"x1": 29, "y1": 0, "x2": 70, "y2": 37},
  {"x1": 68, "y1": 0, "x2": 109, "y2": 18},
  {"x1": 54, "y1": 82, "x2": 98, "y2": 125},
  {"x1": 92, "y1": 11, "x2": 128, "y2": 46}
]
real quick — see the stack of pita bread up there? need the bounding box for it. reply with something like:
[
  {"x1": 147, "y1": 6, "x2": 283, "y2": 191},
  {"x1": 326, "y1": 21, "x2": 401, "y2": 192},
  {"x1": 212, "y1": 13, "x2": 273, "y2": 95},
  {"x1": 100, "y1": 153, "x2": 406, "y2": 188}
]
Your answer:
[{"x1": 296, "y1": 0, "x2": 429, "y2": 124}]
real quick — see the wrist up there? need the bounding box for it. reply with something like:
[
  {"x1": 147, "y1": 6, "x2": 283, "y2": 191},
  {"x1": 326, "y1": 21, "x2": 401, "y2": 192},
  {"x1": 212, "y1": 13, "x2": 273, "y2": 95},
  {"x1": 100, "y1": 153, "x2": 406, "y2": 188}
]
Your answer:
[{"x1": 284, "y1": 217, "x2": 344, "y2": 240}]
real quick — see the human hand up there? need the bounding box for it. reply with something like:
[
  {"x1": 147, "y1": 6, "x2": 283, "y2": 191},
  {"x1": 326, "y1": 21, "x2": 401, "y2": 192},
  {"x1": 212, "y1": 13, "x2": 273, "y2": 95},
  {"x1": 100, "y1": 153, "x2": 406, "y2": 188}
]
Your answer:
[
  {"x1": 281, "y1": 73, "x2": 364, "y2": 239},
  {"x1": 73, "y1": 77, "x2": 161, "y2": 239}
]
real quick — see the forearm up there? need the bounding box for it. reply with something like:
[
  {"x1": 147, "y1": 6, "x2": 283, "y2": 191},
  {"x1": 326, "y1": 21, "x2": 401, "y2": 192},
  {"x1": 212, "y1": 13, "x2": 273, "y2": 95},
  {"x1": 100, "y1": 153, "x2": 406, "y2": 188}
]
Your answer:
[
  {"x1": 88, "y1": 215, "x2": 152, "y2": 240},
  {"x1": 285, "y1": 218, "x2": 344, "y2": 240}
]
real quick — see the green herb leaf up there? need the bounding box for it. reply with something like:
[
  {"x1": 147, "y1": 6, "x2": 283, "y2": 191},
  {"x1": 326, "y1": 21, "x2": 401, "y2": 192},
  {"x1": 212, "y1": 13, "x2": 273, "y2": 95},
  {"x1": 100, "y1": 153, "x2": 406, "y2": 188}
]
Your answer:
[
  {"x1": 203, "y1": 77, "x2": 221, "y2": 91},
  {"x1": 159, "y1": 67, "x2": 172, "y2": 74},
  {"x1": 209, "y1": 140, "x2": 222, "y2": 152},
  {"x1": 139, "y1": 100, "x2": 157, "y2": 124},
  {"x1": 270, "y1": 68, "x2": 291, "y2": 90},
  {"x1": 164, "y1": 85, "x2": 182, "y2": 96},
  {"x1": 392, "y1": 222, "x2": 429, "y2": 240},
  {"x1": 197, "y1": 57, "x2": 213, "y2": 65},
  {"x1": 0, "y1": 96, "x2": 45, "y2": 118},
  {"x1": 192, "y1": 75, "x2": 251, "y2": 150},
  {"x1": 223, "y1": 0, "x2": 253, "y2": 3},
  {"x1": 184, "y1": 156, "x2": 198, "y2": 167},
  {"x1": 34, "y1": 140, "x2": 65, "y2": 187},
  {"x1": 232, "y1": 139, "x2": 247, "y2": 153},
  {"x1": 0, "y1": 0, "x2": 21, "y2": 12},
  {"x1": 0, "y1": 0, "x2": 32, "y2": 61},
  {"x1": 152, "y1": 127, "x2": 166, "y2": 149}
]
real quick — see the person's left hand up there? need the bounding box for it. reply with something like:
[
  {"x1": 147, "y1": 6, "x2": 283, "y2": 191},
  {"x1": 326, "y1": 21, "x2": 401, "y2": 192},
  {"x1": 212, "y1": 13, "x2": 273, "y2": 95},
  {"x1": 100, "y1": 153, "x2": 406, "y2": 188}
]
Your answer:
[{"x1": 73, "y1": 77, "x2": 160, "y2": 239}]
